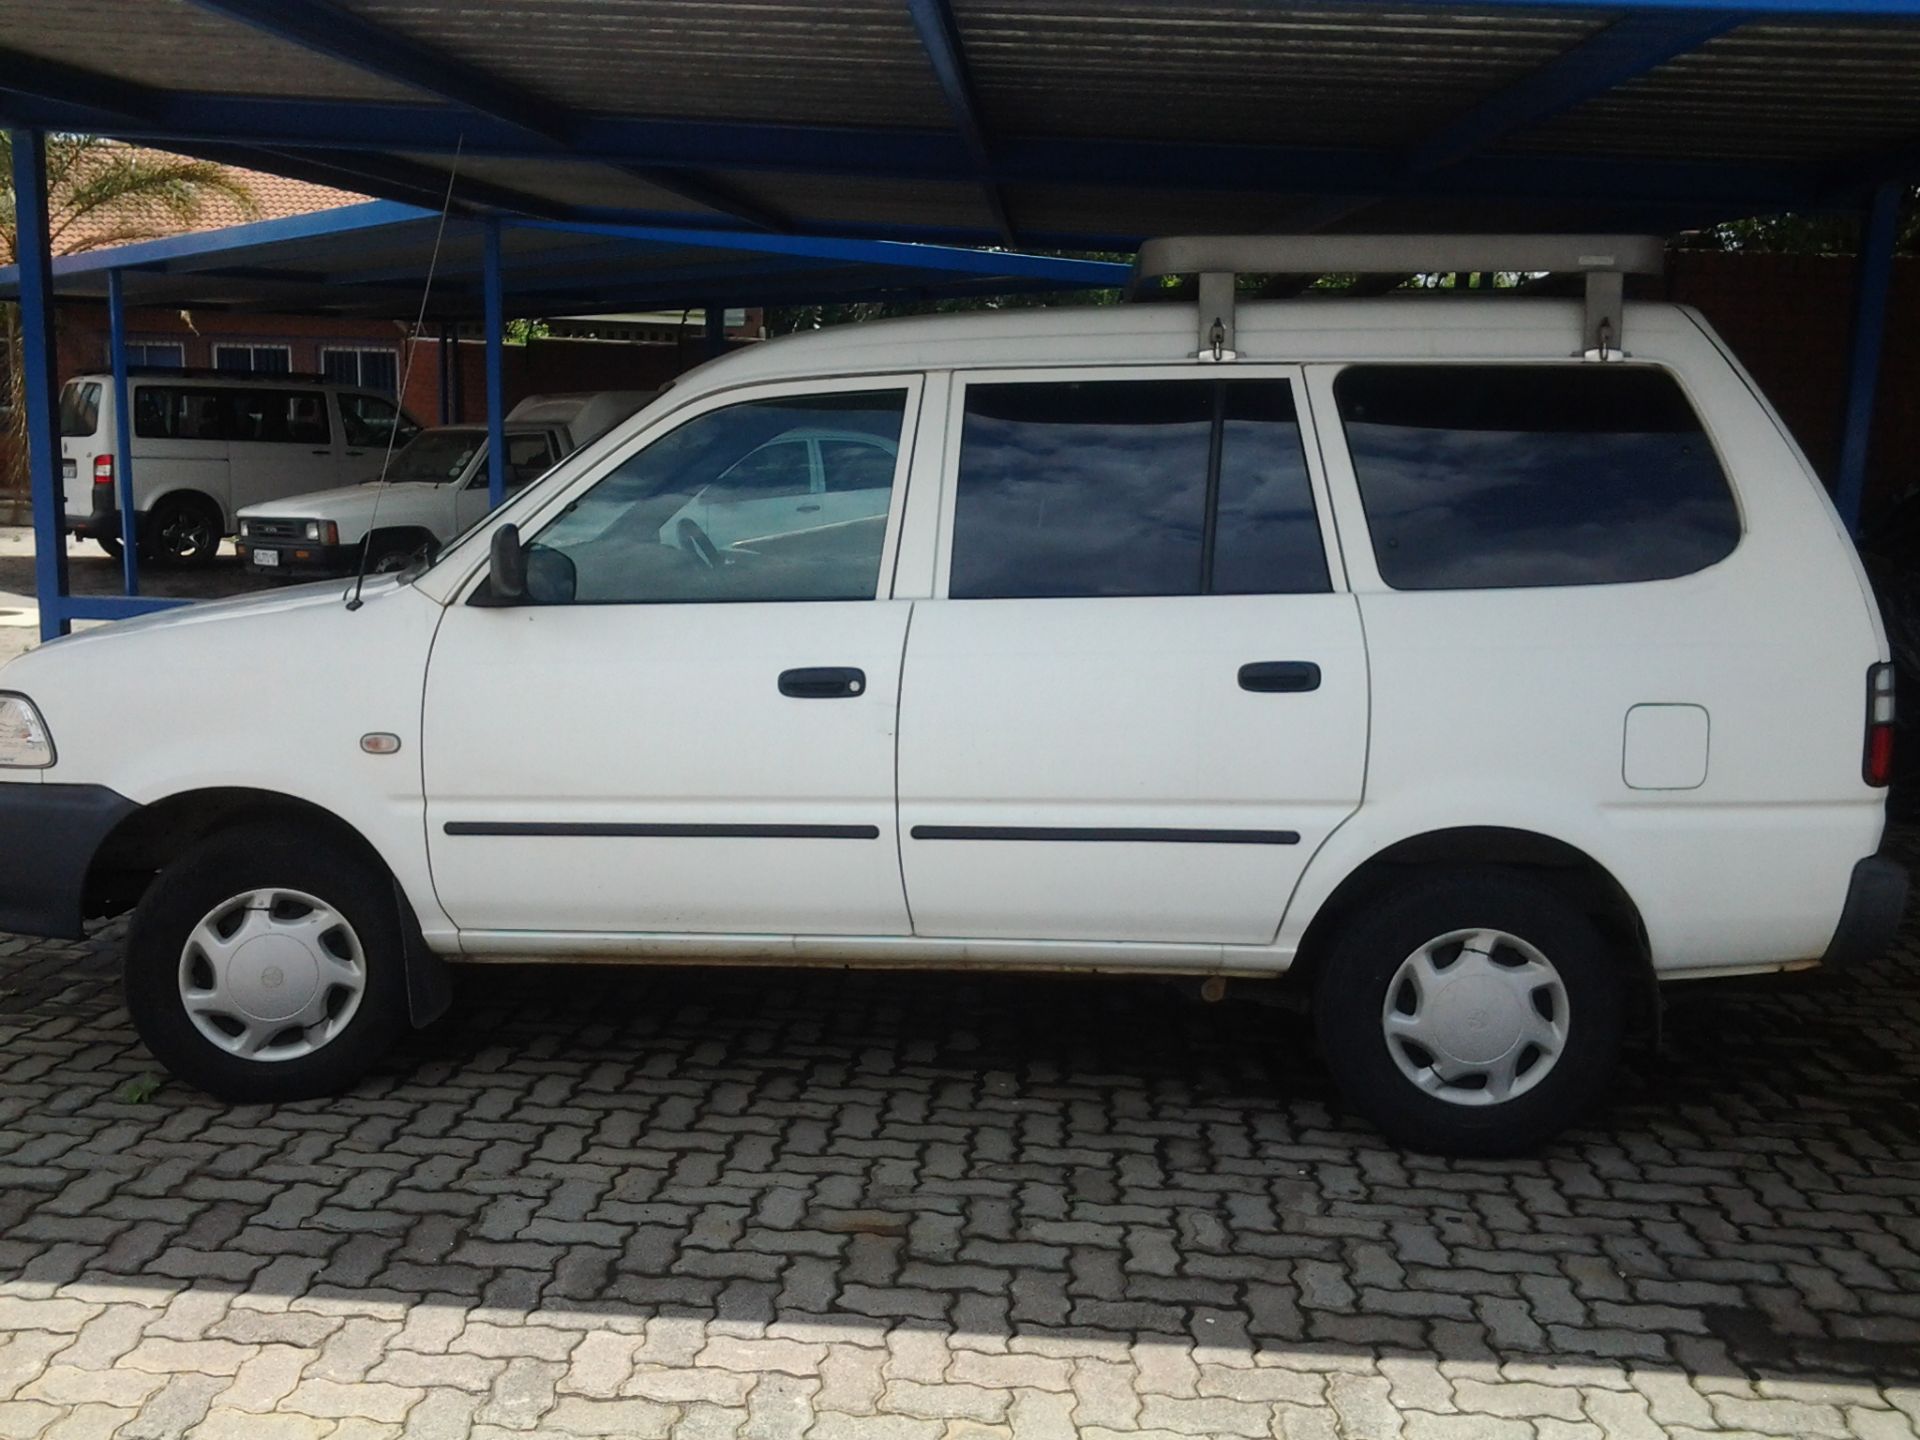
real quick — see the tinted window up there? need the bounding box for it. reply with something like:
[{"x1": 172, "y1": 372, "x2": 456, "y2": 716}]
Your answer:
[
  {"x1": 526, "y1": 390, "x2": 905, "y2": 605},
  {"x1": 952, "y1": 381, "x2": 1210, "y2": 599},
  {"x1": 224, "y1": 389, "x2": 330, "y2": 445},
  {"x1": 1214, "y1": 383, "x2": 1331, "y2": 595},
  {"x1": 339, "y1": 393, "x2": 418, "y2": 449},
  {"x1": 950, "y1": 379, "x2": 1329, "y2": 600},
  {"x1": 1336, "y1": 365, "x2": 1740, "y2": 590},
  {"x1": 134, "y1": 386, "x2": 224, "y2": 441},
  {"x1": 58, "y1": 382, "x2": 101, "y2": 438}
]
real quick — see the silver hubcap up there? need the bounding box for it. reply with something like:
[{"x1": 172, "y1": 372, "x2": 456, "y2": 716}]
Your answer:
[
  {"x1": 178, "y1": 888, "x2": 366, "y2": 1061},
  {"x1": 1382, "y1": 928, "x2": 1568, "y2": 1106}
]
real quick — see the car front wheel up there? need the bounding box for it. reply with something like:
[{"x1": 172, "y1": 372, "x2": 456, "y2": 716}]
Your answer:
[
  {"x1": 1313, "y1": 868, "x2": 1628, "y2": 1156},
  {"x1": 125, "y1": 822, "x2": 409, "y2": 1102}
]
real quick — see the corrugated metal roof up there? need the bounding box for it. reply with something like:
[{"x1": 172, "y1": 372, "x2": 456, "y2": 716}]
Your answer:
[{"x1": 1, "y1": 0, "x2": 1915, "y2": 244}]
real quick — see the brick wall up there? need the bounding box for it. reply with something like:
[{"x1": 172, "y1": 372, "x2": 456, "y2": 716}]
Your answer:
[{"x1": 1666, "y1": 250, "x2": 1920, "y2": 521}]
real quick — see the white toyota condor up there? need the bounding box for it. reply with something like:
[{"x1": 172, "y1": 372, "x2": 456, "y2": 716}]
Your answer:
[{"x1": 0, "y1": 236, "x2": 1903, "y2": 1155}]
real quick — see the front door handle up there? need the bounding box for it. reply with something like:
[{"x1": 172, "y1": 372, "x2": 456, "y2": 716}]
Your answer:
[
  {"x1": 1239, "y1": 661, "x2": 1321, "y2": 693},
  {"x1": 779, "y1": 666, "x2": 866, "y2": 699},
  {"x1": 310, "y1": 448, "x2": 332, "y2": 457},
  {"x1": 797, "y1": 503, "x2": 821, "y2": 514}
]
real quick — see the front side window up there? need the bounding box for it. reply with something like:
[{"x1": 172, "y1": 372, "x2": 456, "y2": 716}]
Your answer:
[
  {"x1": 948, "y1": 378, "x2": 1329, "y2": 600},
  {"x1": 524, "y1": 389, "x2": 907, "y2": 605},
  {"x1": 339, "y1": 392, "x2": 419, "y2": 449},
  {"x1": 1335, "y1": 365, "x2": 1741, "y2": 590}
]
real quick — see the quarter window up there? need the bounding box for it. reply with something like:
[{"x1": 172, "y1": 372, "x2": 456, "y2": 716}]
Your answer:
[
  {"x1": 525, "y1": 389, "x2": 906, "y2": 605},
  {"x1": 133, "y1": 386, "x2": 223, "y2": 441},
  {"x1": 948, "y1": 378, "x2": 1329, "y2": 600},
  {"x1": 1334, "y1": 365, "x2": 1740, "y2": 590}
]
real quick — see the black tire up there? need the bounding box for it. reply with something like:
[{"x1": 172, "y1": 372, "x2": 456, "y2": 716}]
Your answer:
[
  {"x1": 97, "y1": 534, "x2": 123, "y2": 562},
  {"x1": 364, "y1": 533, "x2": 431, "y2": 574},
  {"x1": 1312, "y1": 867, "x2": 1628, "y2": 1157},
  {"x1": 146, "y1": 492, "x2": 223, "y2": 568},
  {"x1": 125, "y1": 822, "x2": 409, "y2": 1102}
]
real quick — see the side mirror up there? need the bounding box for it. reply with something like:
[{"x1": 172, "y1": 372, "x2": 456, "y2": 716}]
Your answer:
[{"x1": 486, "y1": 523, "x2": 527, "y2": 604}]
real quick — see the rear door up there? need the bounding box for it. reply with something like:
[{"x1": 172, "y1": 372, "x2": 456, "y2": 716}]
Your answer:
[{"x1": 897, "y1": 367, "x2": 1368, "y2": 946}]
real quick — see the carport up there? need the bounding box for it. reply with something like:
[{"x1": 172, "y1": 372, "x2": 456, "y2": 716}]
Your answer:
[
  {"x1": 3, "y1": 0, "x2": 1917, "y2": 639},
  {"x1": 0, "y1": 198, "x2": 1129, "y2": 634}
]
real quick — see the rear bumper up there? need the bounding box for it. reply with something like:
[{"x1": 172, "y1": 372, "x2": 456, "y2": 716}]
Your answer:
[
  {"x1": 66, "y1": 504, "x2": 142, "y2": 543},
  {"x1": 0, "y1": 783, "x2": 138, "y2": 940},
  {"x1": 1821, "y1": 854, "x2": 1909, "y2": 970}
]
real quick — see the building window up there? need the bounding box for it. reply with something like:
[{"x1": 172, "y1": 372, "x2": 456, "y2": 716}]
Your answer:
[
  {"x1": 213, "y1": 343, "x2": 293, "y2": 377},
  {"x1": 321, "y1": 347, "x2": 400, "y2": 395},
  {"x1": 123, "y1": 342, "x2": 186, "y2": 369}
]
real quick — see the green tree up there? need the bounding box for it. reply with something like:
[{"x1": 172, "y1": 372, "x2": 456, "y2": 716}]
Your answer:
[{"x1": 2, "y1": 136, "x2": 258, "y2": 495}]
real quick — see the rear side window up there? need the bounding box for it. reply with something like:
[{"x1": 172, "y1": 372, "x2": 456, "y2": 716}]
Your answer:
[
  {"x1": 134, "y1": 386, "x2": 224, "y2": 441},
  {"x1": 58, "y1": 381, "x2": 101, "y2": 437},
  {"x1": 949, "y1": 378, "x2": 1329, "y2": 599},
  {"x1": 223, "y1": 388, "x2": 331, "y2": 445},
  {"x1": 1334, "y1": 365, "x2": 1739, "y2": 590}
]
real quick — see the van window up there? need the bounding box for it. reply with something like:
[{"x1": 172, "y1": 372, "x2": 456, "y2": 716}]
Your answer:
[
  {"x1": 223, "y1": 389, "x2": 331, "y2": 446},
  {"x1": 58, "y1": 381, "x2": 101, "y2": 437},
  {"x1": 948, "y1": 378, "x2": 1330, "y2": 599},
  {"x1": 1334, "y1": 365, "x2": 1740, "y2": 590},
  {"x1": 524, "y1": 389, "x2": 906, "y2": 605},
  {"x1": 134, "y1": 386, "x2": 224, "y2": 441}
]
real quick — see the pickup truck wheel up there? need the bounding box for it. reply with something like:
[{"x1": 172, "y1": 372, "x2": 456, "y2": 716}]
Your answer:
[
  {"x1": 97, "y1": 535, "x2": 123, "y2": 562},
  {"x1": 1312, "y1": 868, "x2": 1626, "y2": 1157},
  {"x1": 125, "y1": 823, "x2": 408, "y2": 1102},
  {"x1": 365, "y1": 534, "x2": 429, "y2": 573}
]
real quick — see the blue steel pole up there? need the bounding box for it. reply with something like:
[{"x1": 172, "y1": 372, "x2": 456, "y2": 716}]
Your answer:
[
  {"x1": 106, "y1": 268, "x2": 140, "y2": 595},
  {"x1": 9, "y1": 130, "x2": 70, "y2": 642},
  {"x1": 483, "y1": 219, "x2": 506, "y2": 509},
  {"x1": 1835, "y1": 182, "x2": 1903, "y2": 537}
]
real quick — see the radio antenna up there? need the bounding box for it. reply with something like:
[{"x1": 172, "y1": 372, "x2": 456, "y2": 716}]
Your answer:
[{"x1": 346, "y1": 136, "x2": 464, "y2": 612}]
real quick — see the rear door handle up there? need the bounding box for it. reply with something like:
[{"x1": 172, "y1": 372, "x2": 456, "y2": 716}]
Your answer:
[
  {"x1": 797, "y1": 503, "x2": 821, "y2": 513},
  {"x1": 779, "y1": 666, "x2": 866, "y2": 699},
  {"x1": 1239, "y1": 661, "x2": 1321, "y2": 693},
  {"x1": 310, "y1": 448, "x2": 332, "y2": 456}
]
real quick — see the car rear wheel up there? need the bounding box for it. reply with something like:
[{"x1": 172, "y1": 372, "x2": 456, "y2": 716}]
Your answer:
[
  {"x1": 365, "y1": 533, "x2": 431, "y2": 574},
  {"x1": 125, "y1": 822, "x2": 409, "y2": 1102},
  {"x1": 1312, "y1": 867, "x2": 1627, "y2": 1156},
  {"x1": 146, "y1": 493, "x2": 223, "y2": 568},
  {"x1": 96, "y1": 535, "x2": 124, "y2": 562}
]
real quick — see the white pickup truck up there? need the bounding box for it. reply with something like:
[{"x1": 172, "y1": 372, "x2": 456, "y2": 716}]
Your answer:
[{"x1": 235, "y1": 391, "x2": 652, "y2": 575}]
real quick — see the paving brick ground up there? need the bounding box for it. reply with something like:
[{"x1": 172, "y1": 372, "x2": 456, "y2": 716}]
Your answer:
[{"x1": 0, "y1": 834, "x2": 1916, "y2": 1438}]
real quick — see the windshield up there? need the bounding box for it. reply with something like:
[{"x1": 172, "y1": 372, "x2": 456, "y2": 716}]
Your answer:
[
  {"x1": 379, "y1": 429, "x2": 485, "y2": 483},
  {"x1": 59, "y1": 381, "x2": 102, "y2": 437}
]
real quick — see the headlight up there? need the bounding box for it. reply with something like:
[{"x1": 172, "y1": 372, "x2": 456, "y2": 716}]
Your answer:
[
  {"x1": 303, "y1": 520, "x2": 338, "y2": 544},
  {"x1": 0, "y1": 694, "x2": 55, "y2": 768}
]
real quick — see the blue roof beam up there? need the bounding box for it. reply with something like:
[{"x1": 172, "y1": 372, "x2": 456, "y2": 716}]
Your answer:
[
  {"x1": 904, "y1": 0, "x2": 1016, "y2": 244},
  {"x1": 180, "y1": 0, "x2": 783, "y2": 230}
]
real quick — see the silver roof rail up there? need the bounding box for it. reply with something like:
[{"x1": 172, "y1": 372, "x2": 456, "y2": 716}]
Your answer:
[{"x1": 1128, "y1": 234, "x2": 1666, "y2": 362}]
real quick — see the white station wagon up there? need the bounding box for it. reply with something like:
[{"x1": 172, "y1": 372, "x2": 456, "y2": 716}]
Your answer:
[{"x1": 0, "y1": 236, "x2": 1902, "y2": 1155}]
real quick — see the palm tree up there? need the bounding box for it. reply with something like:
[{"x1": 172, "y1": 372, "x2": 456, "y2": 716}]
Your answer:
[{"x1": 2, "y1": 136, "x2": 259, "y2": 502}]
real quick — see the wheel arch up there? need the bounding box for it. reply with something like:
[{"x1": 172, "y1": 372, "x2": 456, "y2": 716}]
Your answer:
[
  {"x1": 87, "y1": 785, "x2": 449, "y2": 1028},
  {"x1": 1290, "y1": 826, "x2": 1656, "y2": 1032}
]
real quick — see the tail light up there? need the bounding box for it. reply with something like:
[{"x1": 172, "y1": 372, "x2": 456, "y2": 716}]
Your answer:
[
  {"x1": 1865, "y1": 662, "x2": 1896, "y2": 788},
  {"x1": 92, "y1": 455, "x2": 114, "y2": 487}
]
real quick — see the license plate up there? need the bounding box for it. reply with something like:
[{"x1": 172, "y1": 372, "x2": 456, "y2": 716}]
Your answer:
[{"x1": 252, "y1": 549, "x2": 281, "y2": 568}]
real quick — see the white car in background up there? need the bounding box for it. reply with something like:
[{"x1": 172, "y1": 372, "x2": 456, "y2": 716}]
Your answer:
[{"x1": 235, "y1": 391, "x2": 653, "y2": 575}]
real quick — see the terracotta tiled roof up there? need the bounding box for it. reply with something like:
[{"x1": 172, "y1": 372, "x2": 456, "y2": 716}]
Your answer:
[{"x1": 54, "y1": 145, "x2": 370, "y2": 255}]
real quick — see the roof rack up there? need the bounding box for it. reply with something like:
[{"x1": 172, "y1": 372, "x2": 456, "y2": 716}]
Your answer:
[{"x1": 1128, "y1": 234, "x2": 1666, "y2": 363}]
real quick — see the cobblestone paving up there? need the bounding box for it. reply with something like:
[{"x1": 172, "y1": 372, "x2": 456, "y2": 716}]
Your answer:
[{"x1": 1, "y1": 842, "x2": 1917, "y2": 1438}]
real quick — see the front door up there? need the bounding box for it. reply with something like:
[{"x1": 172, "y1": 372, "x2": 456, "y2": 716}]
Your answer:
[
  {"x1": 423, "y1": 379, "x2": 922, "y2": 937},
  {"x1": 897, "y1": 369, "x2": 1368, "y2": 946}
]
